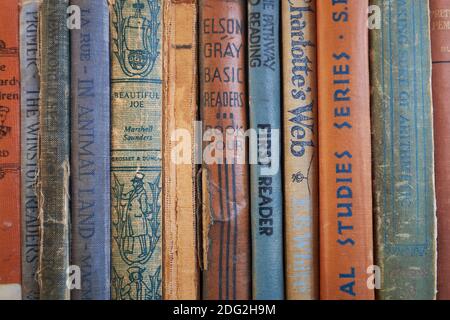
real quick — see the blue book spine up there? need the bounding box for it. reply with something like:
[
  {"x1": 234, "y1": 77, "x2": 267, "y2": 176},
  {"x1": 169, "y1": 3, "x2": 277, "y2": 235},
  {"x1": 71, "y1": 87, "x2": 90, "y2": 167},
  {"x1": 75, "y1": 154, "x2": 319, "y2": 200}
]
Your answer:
[
  {"x1": 248, "y1": 0, "x2": 284, "y2": 300},
  {"x1": 70, "y1": 0, "x2": 111, "y2": 300},
  {"x1": 20, "y1": 0, "x2": 40, "y2": 300}
]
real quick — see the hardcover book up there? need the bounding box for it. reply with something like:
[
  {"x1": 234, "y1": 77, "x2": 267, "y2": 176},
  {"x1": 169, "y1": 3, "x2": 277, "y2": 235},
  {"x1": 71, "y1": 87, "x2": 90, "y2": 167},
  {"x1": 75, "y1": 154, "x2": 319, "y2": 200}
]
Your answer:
[
  {"x1": 109, "y1": 0, "x2": 163, "y2": 300},
  {"x1": 317, "y1": 0, "x2": 375, "y2": 299},
  {"x1": 430, "y1": 0, "x2": 450, "y2": 300},
  {"x1": 162, "y1": 0, "x2": 200, "y2": 300},
  {"x1": 0, "y1": 0, "x2": 21, "y2": 300},
  {"x1": 20, "y1": 0, "x2": 40, "y2": 300},
  {"x1": 371, "y1": 0, "x2": 436, "y2": 300},
  {"x1": 248, "y1": 0, "x2": 284, "y2": 300},
  {"x1": 281, "y1": 0, "x2": 318, "y2": 300},
  {"x1": 38, "y1": 0, "x2": 71, "y2": 300},
  {"x1": 70, "y1": 0, "x2": 111, "y2": 300},
  {"x1": 199, "y1": 0, "x2": 251, "y2": 300}
]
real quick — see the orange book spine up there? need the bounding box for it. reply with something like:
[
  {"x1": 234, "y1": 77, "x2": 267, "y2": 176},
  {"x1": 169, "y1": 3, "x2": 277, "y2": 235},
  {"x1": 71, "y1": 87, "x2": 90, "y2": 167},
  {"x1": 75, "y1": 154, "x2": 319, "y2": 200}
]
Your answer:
[
  {"x1": 0, "y1": 0, "x2": 21, "y2": 299},
  {"x1": 317, "y1": 0, "x2": 374, "y2": 299}
]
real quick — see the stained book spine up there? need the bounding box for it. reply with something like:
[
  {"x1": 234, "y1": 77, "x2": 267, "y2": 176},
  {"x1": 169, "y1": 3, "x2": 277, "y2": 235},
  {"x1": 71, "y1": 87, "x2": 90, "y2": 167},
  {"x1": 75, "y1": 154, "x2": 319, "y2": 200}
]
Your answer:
[
  {"x1": 199, "y1": 0, "x2": 251, "y2": 300},
  {"x1": 109, "y1": 0, "x2": 163, "y2": 300},
  {"x1": 162, "y1": 0, "x2": 199, "y2": 300},
  {"x1": 371, "y1": 0, "x2": 436, "y2": 300},
  {"x1": 281, "y1": 0, "x2": 318, "y2": 300},
  {"x1": 20, "y1": 0, "x2": 40, "y2": 300},
  {"x1": 248, "y1": 0, "x2": 284, "y2": 300},
  {"x1": 38, "y1": 0, "x2": 71, "y2": 300},
  {"x1": 0, "y1": 0, "x2": 21, "y2": 300},
  {"x1": 70, "y1": 0, "x2": 110, "y2": 300},
  {"x1": 430, "y1": 0, "x2": 450, "y2": 300},
  {"x1": 317, "y1": 0, "x2": 374, "y2": 299}
]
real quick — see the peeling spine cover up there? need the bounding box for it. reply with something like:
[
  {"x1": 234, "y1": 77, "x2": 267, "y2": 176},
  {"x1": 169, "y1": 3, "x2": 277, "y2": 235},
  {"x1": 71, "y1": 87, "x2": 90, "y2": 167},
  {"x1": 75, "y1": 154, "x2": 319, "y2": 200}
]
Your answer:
[
  {"x1": 162, "y1": 0, "x2": 199, "y2": 300},
  {"x1": 70, "y1": 0, "x2": 111, "y2": 300},
  {"x1": 317, "y1": 0, "x2": 375, "y2": 299},
  {"x1": 282, "y1": 0, "x2": 318, "y2": 300},
  {"x1": 38, "y1": 0, "x2": 71, "y2": 300},
  {"x1": 371, "y1": 0, "x2": 436, "y2": 300},
  {"x1": 199, "y1": 0, "x2": 251, "y2": 300},
  {"x1": 20, "y1": 0, "x2": 40, "y2": 300},
  {"x1": 0, "y1": 0, "x2": 22, "y2": 300},
  {"x1": 430, "y1": 0, "x2": 450, "y2": 301},
  {"x1": 109, "y1": 0, "x2": 163, "y2": 300}
]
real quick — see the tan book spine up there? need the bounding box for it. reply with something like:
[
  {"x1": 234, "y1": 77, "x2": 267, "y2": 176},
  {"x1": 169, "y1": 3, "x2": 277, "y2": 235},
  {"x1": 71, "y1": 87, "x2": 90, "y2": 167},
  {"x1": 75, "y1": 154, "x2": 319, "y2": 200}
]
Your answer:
[
  {"x1": 162, "y1": 0, "x2": 199, "y2": 300},
  {"x1": 282, "y1": 0, "x2": 319, "y2": 300}
]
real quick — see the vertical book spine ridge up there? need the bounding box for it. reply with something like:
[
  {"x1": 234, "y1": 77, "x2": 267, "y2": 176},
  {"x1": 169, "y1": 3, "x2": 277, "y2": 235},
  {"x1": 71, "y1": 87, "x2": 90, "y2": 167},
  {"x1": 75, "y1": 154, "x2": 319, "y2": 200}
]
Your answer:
[
  {"x1": 371, "y1": 0, "x2": 436, "y2": 300},
  {"x1": 248, "y1": 0, "x2": 284, "y2": 300},
  {"x1": 20, "y1": 0, "x2": 40, "y2": 300},
  {"x1": 109, "y1": 0, "x2": 163, "y2": 300},
  {"x1": 38, "y1": 0, "x2": 71, "y2": 300},
  {"x1": 200, "y1": 0, "x2": 251, "y2": 300},
  {"x1": 70, "y1": 0, "x2": 111, "y2": 300},
  {"x1": 162, "y1": 0, "x2": 199, "y2": 300},
  {"x1": 0, "y1": 0, "x2": 21, "y2": 300},
  {"x1": 318, "y1": 0, "x2": 374, "y2": 300},
  {"x1": 282, "y1": 0, "x2": 319, "y2": 300}
]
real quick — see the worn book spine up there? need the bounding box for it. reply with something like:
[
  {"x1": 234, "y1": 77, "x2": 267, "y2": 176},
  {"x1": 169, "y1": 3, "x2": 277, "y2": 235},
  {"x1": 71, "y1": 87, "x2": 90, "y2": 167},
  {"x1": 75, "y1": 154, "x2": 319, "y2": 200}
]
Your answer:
[
  {"x1": 282, "y1": 0, "x2": 318, "y2": 300},
  {"x1": 371, "y1": 0, "x2": 436, "y2": 300},
  {"x1": 199, "y1": 0, "x2": 251, "y2": 300},
  {"x1": 70, "y1": 0, "x2": 110, "y2": 300},
  {"x1": 20, "y1": 0, "x2": 40, "y2": 300},
  {"x1": 317, "y1": 0, "x2": 374, "y2": 300},
  {"x1": 0, "y1": 0, "x2": 22, "y2": 300},
  {"x1": 109, "y1": 0, "x2": 163, "y2": 300},
  {"x1": 38, "y1": 0, "x2": 71, "y2": 300},
  {"x1": 248, "y1": 0, "x2": 284, "y2": 300},
  {"x1": 162, "y1": 0, "x2": 199, "y2": 300},
  {"x1": 430, "y1": 0, "x2": 450, "y2": 300}
]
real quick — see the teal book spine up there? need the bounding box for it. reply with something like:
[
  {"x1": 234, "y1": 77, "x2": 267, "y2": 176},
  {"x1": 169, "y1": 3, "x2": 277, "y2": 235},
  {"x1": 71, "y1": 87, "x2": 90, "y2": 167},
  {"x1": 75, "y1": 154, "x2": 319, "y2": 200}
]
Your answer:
[
  {"x1": 20, "y1": 0, "x2": 40, "y2": 300},
  {"x1": 38, "y1": 0, "x2": 71, "y2": 300},
  {"x1": 370, "y1": 0, "x2": 437, "y2": 299},
  {"x1": 109, "y1": 0, "x2": 163, "y2": 300},
  {"x1": 247, "y1": 0, "x2": 284, "y2": 300}
]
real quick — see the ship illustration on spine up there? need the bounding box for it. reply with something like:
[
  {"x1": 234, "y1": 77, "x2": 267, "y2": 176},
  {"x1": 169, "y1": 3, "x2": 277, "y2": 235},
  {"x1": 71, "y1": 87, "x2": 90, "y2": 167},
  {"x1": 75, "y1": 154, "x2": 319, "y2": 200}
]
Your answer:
[
  {"x1": 371, "y1": 0, "x2": 436, "y2": 300},
  {"x1": 38, "y1": 0, "x2": 71, "y2": 300},
  {"x1": 282, "y1": 0, "x2": 319, "y2": 300},
  {"x1": 20, "y1": 0, "x2": 40, "y2": 300},
  {"x1": 109, "y1": 0, "x2": 163, "y2": 300},
  {"x1": 248, "y1": 0, "x2": 284, "y2": 300},
  {"x1": 70, "y1": 0, "x2": 111, "y2": 300}
]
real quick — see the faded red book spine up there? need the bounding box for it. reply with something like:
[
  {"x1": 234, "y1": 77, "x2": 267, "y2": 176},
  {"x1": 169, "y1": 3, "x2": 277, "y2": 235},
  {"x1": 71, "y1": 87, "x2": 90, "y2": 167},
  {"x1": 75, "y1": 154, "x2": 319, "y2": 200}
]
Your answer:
[
  {"x1": 430, "y1": 0, "x2": 450, "y2": 300},
  {"x1": 0, "y1": 0, "x2": 21, "y2": 299}
]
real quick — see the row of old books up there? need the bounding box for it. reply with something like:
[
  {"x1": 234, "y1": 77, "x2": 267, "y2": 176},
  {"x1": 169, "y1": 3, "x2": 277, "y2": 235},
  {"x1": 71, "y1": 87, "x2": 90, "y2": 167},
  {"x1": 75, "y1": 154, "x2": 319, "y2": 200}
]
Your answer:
[{"x1": 0, "y1": 0, "x2": 449, "y2": 300}]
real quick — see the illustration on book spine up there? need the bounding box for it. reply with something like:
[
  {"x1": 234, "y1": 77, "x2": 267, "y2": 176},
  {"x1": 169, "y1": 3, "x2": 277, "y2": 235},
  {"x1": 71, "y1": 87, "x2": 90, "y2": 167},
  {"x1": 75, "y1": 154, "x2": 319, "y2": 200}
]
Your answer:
[{"x1": 109, "y1": 0, "x2": 163, "y2": 300}]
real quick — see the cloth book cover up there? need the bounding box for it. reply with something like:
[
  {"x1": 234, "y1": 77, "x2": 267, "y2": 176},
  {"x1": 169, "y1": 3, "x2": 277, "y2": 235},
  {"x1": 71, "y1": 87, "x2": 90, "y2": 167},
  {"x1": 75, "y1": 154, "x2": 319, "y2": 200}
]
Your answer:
[
  {"x1": 70, "y1": 0, "x2": 111, "y2": 300},
  {"x1": 109, "y1": 0, "x2": 163, "y2": 300},
  {"x1": 248, "y1": 0, "x2": 284, "y2": 300},
  {"x1": 20, "y1": 0, "x2": 40, "y2": 300},
  {"x1": 162, "y1": 0, "x2": 200, "y2": 300},
  {"x1": 317, "y1": 0, "x2": 375, "y2": 300},
  {"x1": 282, "y1": 0, "x2": 319, "y2": 300},
  {"x1": 371, "y1": 0, "x2": 436, "y2": 300},
  {"x1": 430, "y1": 0, "x2": 450, "y2": 300},
  {"x1": 38, "y1": 0, "x2": 71, "y2": 300},
  {"x1": 199, "y1": 0, "x2": 251, "y2": 300},
  {"x1": 0, "y1": 0, "x2": 21, "y2": 301}
]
